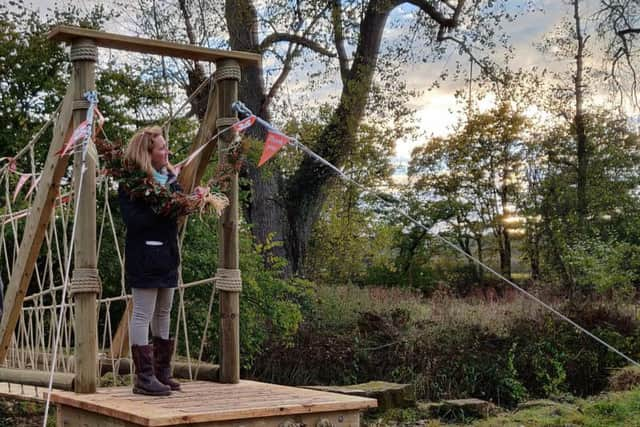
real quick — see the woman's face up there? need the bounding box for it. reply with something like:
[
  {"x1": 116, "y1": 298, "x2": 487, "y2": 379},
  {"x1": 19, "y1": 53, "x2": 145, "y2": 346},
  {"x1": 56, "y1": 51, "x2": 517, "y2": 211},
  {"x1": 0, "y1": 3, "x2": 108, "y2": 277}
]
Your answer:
[{"x1": 150, "y1": 135, "x2": 169, "y2": 171}]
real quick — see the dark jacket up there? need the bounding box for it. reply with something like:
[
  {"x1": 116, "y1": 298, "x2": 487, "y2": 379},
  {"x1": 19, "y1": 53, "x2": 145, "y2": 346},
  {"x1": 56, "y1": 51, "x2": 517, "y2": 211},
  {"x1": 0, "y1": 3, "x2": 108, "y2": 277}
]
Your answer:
[{"x1": 118, "y1": 176, "x2": 181, "y2": 289}]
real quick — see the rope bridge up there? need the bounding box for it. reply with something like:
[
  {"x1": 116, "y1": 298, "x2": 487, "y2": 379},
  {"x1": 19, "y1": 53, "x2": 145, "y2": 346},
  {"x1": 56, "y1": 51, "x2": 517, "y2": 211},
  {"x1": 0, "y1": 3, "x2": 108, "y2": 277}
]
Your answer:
[{"x1": 0, "y1": 78, "x2": 229, "y2": 400}]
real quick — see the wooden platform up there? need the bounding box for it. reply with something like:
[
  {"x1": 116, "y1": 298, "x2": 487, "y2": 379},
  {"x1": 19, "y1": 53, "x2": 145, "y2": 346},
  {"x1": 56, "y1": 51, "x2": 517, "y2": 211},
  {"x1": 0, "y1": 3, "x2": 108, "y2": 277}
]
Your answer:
[
  {"x1": 0, "y1": 382, "x2": 47, "y2": 402},
  {"x1": 50, "y1": 380, "x2": 377, "y2": 426}
]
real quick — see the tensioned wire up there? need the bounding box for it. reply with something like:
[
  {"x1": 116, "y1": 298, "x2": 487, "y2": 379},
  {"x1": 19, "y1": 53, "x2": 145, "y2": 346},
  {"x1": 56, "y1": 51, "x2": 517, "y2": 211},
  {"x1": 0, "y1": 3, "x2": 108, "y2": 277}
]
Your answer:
[{"x1": 231, "y1": 100, "x2": 640, "y2": 369}]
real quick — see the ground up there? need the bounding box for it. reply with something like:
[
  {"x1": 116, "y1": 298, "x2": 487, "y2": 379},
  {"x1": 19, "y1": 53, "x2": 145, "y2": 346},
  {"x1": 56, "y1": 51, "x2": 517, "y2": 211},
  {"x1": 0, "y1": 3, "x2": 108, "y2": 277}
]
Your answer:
[{"x1": 365, "y1": 387, "x2": 640, "y2": 426}]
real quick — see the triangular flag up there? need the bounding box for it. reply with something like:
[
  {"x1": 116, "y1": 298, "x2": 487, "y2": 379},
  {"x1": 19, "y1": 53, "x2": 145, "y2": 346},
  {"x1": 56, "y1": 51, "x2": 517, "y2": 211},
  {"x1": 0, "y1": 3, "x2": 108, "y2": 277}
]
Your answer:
[
  {"x1": 7, "y1": 157, "x2": 16, "y2": 173},
  {"x1": 57, "y1": 120, "x2": 89, "y2": 157},
  {"x1": 232, "y1": 115, "x2": 256, "y2": 132},
  {"x1": 258, "y1": 131, "x2": 290, "y2": 167},
  {"x1": 94, "y1": 106, "x2": 105, "y2": 136},
  {"x1": 25, "y1": 175, "x2": 41, "y2": 199},
  {"x1": 12, "y1": 174, "x2": 31, "y2": 202}
]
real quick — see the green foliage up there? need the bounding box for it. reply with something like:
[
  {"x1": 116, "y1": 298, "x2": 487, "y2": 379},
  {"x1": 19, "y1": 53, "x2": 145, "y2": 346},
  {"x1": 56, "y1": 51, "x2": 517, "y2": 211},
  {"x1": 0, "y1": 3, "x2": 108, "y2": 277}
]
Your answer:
[
  {"x1": 252, "y1": 285, "x2": 640, "y2": 410},
  {"x1": 468, "y1": 388, "x2": 640, "y2": 427},
  {"x1": 565, "y1": 239, "x2": 640, "y2": 293},
  {"x1": 0, "y1": 3, "x2": 68, "y2": 163},
  {"x1": 173, "y1": 216, "x2": 313, "y2": 370},
  {"x1": 305, "y1": 117, "x2": 398, "y2": 285}
]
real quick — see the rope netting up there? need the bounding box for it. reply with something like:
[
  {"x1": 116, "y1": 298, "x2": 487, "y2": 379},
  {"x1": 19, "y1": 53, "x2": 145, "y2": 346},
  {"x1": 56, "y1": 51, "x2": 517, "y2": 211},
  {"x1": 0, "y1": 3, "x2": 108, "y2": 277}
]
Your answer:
[{"x1": 0, "y1": 78, "x2": 222, "y2": 399}]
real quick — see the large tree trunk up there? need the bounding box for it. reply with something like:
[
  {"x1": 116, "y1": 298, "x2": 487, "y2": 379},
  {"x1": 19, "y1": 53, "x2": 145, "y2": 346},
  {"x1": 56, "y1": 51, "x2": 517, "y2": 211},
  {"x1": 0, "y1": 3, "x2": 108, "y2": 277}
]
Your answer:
[
  {"x1": 500, "y1": 227, "x2": 512, "y2": 279},
  {"x1": 225, "y1": 0, "x2": 393, "y2": 276},
  {"x1": 283, "y1": 1, "x2": 392, "y2": 274},
  {"x1": 225, "y1": 0, "x2": 292, "y2": 272}
]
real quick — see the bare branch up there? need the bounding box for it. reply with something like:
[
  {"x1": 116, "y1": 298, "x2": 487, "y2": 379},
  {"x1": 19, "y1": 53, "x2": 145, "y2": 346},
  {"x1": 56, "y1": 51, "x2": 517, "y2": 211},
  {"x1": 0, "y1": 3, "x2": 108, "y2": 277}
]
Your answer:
[
  {"x1": 405, "y1": 0, "x2": 466, "y2": 28},
  {"x1": 263, "y1": 44, "x2": 297, "y2": 114},
  {"x1": 437, "y1": 34, "x2": 507, "y2": 85},
  {"x1": 261, "y1": 3, "x2": 331, "y2": 110},
  {"x1": 178, "y1": 0, "x2": 198, "y2": 45},
  {"x1": 258, "y1": 33, "x2": 336, "y2": 57},
  {"x1": 331, "y1": 0, "x2": 350, "y2": 84},
  {"x1": 617, "y1": 28, "x2": 640, "y2": 36}
]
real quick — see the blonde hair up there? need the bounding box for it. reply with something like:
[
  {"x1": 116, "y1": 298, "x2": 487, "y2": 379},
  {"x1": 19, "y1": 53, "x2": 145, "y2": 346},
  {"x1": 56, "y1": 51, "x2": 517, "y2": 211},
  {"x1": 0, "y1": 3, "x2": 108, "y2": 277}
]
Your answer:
[{"x1": 123, "y1": 125, "x2": 174, "y2": 176}]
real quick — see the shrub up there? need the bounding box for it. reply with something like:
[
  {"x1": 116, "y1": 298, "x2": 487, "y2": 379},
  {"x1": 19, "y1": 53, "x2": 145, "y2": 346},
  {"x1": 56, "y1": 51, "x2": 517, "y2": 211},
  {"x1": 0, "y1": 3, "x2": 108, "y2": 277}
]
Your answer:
[
  {"x1": 608, "y1": 366, "x2": 640, "y2": 392},
  {"x1": 251, "y1": 285, "x2": 640, "y2": 409}
]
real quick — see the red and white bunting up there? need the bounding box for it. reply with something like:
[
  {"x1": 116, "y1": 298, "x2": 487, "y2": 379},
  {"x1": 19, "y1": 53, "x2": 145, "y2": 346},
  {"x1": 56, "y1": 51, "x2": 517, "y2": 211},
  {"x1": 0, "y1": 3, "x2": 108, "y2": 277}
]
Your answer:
[
  {"x1": 258, "y1": 130, "x2": 290, "y2": 167},
  {"x1": 57, "y1": 120, "x2": 89, "y2": 157},
  {"x1": 94, "y1": 106, "x2": 105, "y2": 135},
  {"x1": 25, "y1": 175, "x2": 41, "y2": 198},
  {"x1": 232, "y1": 115, "x2": 256, "y2": 132},
  {"x1": 12, "y1": 174, "x2": 31, "y2": 202}
]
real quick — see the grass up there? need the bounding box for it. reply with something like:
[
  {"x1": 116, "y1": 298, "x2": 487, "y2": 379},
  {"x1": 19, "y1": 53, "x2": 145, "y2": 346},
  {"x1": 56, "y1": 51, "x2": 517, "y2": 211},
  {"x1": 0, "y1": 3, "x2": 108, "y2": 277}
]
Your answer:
[
  {"x1": 312, "y1": 284, "x2": 548, "y2": 337},
  {"x1": 0, "y1": 397, "x2": 56, "y2": 427},
  {"x1": 312, "y1": 285, "x2": 430, "y2": 330},
  {"x1": 366, "y1": 387, "x2": 640, "y2": 426},
  {"x1": 471, "y1": 387, "x2": 640, "y2": 426}
]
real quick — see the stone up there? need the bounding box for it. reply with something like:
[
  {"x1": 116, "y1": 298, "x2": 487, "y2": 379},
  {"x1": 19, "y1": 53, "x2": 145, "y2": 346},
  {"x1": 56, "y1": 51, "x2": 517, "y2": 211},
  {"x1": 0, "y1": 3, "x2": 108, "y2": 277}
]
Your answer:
[
  {"x1": 417, "y1": 398, "x2": 499, "y2": 419},
  {"x1": 305, "y1": 381, "x2": 415, "y2": 411}
]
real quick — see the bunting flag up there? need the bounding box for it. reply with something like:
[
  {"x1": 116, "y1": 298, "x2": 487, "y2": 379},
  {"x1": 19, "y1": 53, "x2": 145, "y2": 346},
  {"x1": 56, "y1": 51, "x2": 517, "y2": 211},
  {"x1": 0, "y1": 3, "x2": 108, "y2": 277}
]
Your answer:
[
  {"x1": 258, "y1": 130, "x2": 290, "y2": 167},
  {"x1": 232, "y1": 115, "x2": 256, "y2": 132},
  {"x1": 0, "y1": 157, "x2": 16, "y2": 172},
  {"x1": 25, "y1": 175, "x2": 41, "y2": 198},
  {"x1": 2, "y1": 210, "x2": 30, "y2": 225},
  {"x1": 12, "y1": 174, "x2": 31, "y2": 202},
  {"x1": 57, "y1": 120, "x2": 89, "y2": 157},
  {"x1": 94, "y1": 106, "x2": 105, "y2": 135},
  {"x1": 2, "y1": 157, "x2": 17, "y2": 172}
]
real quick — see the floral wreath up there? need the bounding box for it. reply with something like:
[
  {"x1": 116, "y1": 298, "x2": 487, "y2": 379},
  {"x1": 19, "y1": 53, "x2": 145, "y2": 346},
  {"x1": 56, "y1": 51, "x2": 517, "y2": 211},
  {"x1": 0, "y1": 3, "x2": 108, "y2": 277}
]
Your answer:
[{"x1": 95, "y1": 138, "x2": 228, "y2": 218}]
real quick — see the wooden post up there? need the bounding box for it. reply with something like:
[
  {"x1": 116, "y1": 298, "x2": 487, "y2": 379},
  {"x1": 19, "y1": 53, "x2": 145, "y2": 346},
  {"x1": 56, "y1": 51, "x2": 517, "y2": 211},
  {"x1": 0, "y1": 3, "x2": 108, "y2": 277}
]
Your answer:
[
  {"x1": 216, "y1": 60, "x2": 241, "y2": 384},
  {"x1": 69, "y1": 38, "x2": 100, "y2": 393},
  {"x1": 0, "y1": 89, "x2": 74, "y2": 364},
  {"x1": 108, "y1": 300, "x2": 132, "y2": 359}
]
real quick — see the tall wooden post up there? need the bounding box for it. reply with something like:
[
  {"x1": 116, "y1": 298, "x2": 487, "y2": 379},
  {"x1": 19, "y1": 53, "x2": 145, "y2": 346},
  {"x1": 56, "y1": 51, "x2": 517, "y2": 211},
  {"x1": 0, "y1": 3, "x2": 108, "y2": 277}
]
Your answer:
[
  {"x1": 215, "y1": 59, "x2": 241, "y2": 384},
  {"x1": 70, "y1": 38, "x2": 100, "y2": 393}
]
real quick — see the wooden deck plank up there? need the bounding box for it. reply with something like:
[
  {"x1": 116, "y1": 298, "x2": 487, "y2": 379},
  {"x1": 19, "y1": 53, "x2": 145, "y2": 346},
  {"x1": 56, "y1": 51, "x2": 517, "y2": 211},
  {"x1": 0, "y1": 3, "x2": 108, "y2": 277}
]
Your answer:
[
  {"x1": 48, "y1": 26, "x2": 261, "y2": 65},
  {"x1": 0, "y1": 382, "x2": 46, "y2": 402},
  {"x1": 49, "y1": 380, "x2": 377, "y2": 426}
]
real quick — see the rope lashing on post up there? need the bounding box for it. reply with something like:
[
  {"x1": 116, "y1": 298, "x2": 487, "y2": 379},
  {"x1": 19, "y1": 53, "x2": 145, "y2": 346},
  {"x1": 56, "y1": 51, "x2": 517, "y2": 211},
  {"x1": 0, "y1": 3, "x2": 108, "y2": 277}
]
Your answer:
[
  {"x1": 230, "y1": 101, "x2": 640, "y2": 369},
  {"x1": 69, "y1": 268, "x2": 102, "y2": 295},
  {"x1": 216, "y1": 117, "x2": 239, "y2": 128},
  {"x1": 214, "y1": 268, "x2": 242, "y2": 292},
  {"x1": 214, "y1": 62, "x2": 241, "y2": 82},
  {"x1": 68, "y1": 40, "x2": 98, "y2": 62}
]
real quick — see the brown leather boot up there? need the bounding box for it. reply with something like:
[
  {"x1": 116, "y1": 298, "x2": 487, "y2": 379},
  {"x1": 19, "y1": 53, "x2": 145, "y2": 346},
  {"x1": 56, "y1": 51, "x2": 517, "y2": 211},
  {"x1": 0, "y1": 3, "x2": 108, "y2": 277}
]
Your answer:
[
  {"x1": 131, "y1": 344, "x2": 171, "y2": 396},
  {"x1": 152, "y1": 337, "x2": 181, "y2": 391}
]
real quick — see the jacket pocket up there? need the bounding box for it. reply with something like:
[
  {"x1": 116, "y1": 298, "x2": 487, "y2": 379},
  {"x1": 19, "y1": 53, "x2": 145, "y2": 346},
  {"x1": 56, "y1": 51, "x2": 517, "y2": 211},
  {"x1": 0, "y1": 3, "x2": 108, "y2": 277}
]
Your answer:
[{"x1": 142, "y1": 241, "x2": 177, "y2": 276}]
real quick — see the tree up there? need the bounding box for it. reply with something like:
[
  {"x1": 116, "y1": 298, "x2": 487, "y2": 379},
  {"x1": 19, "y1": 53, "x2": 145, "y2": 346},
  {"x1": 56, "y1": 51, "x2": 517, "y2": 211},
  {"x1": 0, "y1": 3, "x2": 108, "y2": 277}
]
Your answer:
[
  {"x1": 410, "y1": 101, "x2": 529, "y2": 279},
  {"x1": 539, "y1": 0, "x2": 593, "y2": 226},
  {"x1": 596, "y1": 0, "x2": 640, "y2": 107},
  {"x1": 111, "y1": 0, "x2": 530, "y2": 276},
  {"x1": 304, "y1": 119, "x2": 396, "y2": 285}
]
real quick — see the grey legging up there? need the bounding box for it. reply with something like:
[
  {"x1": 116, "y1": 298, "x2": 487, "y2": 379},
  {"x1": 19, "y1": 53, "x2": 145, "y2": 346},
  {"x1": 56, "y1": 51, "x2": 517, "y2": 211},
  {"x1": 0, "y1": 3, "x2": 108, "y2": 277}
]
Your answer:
[{"x1": 130, "y1": 288, "x2": 175, "y2": 346}]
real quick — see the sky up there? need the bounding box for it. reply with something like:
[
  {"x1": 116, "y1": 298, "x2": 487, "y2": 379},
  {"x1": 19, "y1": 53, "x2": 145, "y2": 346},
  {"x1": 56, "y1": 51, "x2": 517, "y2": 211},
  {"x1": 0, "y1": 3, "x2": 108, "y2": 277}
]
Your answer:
[{"x1": 21, "y1": 0, "x2": 608, "y2": 176}]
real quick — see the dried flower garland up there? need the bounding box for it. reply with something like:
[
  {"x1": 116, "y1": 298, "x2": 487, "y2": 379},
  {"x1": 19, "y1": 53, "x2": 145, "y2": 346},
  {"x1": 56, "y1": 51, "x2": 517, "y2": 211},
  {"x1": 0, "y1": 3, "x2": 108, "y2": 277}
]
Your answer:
[{"x1": 95, "y1": 138, "x2": 228, "y2": 218}]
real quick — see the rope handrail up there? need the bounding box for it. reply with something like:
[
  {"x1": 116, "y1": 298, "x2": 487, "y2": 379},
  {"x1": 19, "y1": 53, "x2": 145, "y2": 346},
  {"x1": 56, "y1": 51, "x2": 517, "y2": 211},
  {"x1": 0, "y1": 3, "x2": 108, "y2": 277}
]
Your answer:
[{"x1": 0, "y1": 103, "x2": 62, "y2": 176}]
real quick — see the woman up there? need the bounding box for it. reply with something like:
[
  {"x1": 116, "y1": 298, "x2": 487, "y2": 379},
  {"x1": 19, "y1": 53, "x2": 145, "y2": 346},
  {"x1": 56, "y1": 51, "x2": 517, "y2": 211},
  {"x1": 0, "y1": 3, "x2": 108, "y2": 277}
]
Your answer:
[{"x1": 118, "y1": 126, "x2": 200, "y2": 396}]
